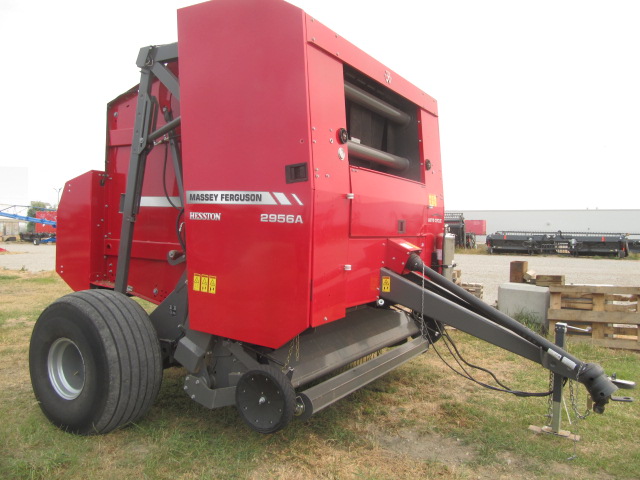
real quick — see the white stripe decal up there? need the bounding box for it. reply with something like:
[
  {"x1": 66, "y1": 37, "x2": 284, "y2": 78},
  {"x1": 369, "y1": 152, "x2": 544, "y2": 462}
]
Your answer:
[
  {"x1": 273, "y1": 192, "x2": 292, "y2": 205},
  {"x1": 291, "y1": 194, "x2": 304, "y2": 206},
  {"x1": 140, "y1": 196, "x2": 182, "y2": 207}
]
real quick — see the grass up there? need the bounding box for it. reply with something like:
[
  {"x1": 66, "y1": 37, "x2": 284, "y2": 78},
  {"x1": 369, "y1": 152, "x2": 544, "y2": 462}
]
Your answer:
[
  {"x1": 1, "y1": 268, "x2": 638, "y2": 479},
  {"x1": 512, "y1": 310, "x2": 546, "y2": 335}
]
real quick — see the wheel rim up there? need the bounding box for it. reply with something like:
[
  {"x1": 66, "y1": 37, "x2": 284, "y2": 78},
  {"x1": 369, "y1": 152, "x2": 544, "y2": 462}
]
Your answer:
[
  {"x1": 47, "y1": 338, "x2": 85, "y2": 400},
  {"x1": 236, "y1": 367, "x2": 294, "y2": 433}
]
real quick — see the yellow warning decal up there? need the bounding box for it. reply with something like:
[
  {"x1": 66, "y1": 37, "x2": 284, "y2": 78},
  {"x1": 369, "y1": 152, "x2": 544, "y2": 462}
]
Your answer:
[
  {"x1": 428, "y1": 194, "x2": 438, "y2": 207},
  {"x1": 382, "y1": 276, "x2": 391, "y2": 293},
  {"x1": 193, "y1": 273, "x2": 217, "y2": 294}
]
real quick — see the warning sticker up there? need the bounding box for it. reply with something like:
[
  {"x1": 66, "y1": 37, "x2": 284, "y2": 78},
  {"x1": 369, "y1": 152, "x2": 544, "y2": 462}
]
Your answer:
[
  {"x1": 428, "y1": 194, "x2": 438, "y2": 207},
  {"x1": 193, "y1": 273, "x2": 217, "y2": 294},
  {"x1": 382, "y1": 276, "x2": 391, "y2": 293}
]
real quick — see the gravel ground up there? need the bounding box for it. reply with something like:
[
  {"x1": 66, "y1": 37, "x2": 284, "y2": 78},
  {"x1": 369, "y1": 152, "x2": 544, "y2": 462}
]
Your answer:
[
  {"x1": 0, "y1": 243, "x2": 637, "y2": 307},
  {"x1": 455, "y1": 253, "x2": 639, "y2": 306},
  {"x1": 0, "y1": 242, "x2": 57, "y2": 272}
]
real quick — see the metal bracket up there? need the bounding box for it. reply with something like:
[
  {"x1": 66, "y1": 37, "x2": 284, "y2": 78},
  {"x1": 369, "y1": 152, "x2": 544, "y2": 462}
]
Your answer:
[{"x1": 184, "y1": 375, "x2": 235, "y2": 409}]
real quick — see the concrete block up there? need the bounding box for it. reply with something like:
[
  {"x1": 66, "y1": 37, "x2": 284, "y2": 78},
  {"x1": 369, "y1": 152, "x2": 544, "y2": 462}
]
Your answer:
[{"x1": 498, "y1": 283, "x2": 550, "y2": 329}]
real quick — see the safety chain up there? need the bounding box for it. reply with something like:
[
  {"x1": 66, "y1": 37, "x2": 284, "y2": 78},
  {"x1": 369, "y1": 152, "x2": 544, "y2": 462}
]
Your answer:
[
  {"x1": 567, "y1": 379, "x2": 584, "y2": 461},
  {"x1": 568, "y1": 379, "x2": 591, "y2": 420},
  {"x1": 283, "y1": 335, "x2": 300, "y2": 372},
  {"x1": 545, "y1": 371, "x2": 554, "y2": 426}
]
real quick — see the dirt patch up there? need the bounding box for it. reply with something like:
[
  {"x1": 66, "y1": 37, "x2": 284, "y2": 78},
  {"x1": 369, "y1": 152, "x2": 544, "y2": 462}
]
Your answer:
[{"x1": 367, "y1": 425, "x2": 476, "y2": 465}]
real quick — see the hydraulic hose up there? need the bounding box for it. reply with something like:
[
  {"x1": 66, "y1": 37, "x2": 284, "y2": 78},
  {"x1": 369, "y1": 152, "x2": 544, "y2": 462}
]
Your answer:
[{"x1": 404, "y1": 253, "x2": 618, "y2": 413}]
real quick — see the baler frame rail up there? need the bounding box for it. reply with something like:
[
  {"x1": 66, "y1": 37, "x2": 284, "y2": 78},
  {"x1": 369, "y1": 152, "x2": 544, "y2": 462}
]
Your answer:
[{"x1": 115, "y1": 43, "x2": 182, "y2": 294}]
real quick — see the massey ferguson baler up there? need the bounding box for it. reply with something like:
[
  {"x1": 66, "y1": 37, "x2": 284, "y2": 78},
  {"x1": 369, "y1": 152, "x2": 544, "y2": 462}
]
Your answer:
[{"x1": 29, "y1": 0, "x2": 629, "y2": 435}]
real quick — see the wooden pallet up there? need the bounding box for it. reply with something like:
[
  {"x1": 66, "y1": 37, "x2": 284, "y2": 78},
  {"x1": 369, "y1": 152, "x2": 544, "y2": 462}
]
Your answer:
[
  {"x1": 547, "y1": 285, "x2": 640, "y2": 350},
  {"x1": 535, "y1": 275, "x2": 565, "y2": 287},
  {"x1": 461, "y1": 282, "x2": 483, "y2": 300}
]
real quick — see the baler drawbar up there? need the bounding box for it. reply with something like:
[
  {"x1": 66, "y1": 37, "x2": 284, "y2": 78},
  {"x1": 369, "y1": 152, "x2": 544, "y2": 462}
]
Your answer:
[{"x1": 29, "y1": 0, "x2": 631, "y2": 436}]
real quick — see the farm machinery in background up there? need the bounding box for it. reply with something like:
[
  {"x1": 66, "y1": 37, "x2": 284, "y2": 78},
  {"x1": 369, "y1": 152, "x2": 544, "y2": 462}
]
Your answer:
[
  {"x1": 0, "y1": 206, "x2": 57, "y2": 244},
  {"x1": 444, "y1": 212, "x2": 486, "y2": 249},
  {"x1": 486, "y1": 231, "x2": 631, "y2": 257},
  {"x1": 28, "y1": 0, "x2": 631, "y2": 436}
]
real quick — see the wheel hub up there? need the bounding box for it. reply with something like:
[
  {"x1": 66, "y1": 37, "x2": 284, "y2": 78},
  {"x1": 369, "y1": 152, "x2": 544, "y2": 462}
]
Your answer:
[{"x1": 47, "y1": 338, "x2": 85, "y2": 400}]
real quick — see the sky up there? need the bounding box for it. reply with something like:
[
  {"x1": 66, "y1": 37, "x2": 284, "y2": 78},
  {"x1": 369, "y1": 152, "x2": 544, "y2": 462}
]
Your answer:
[{"x1": 1, "y1": 0, "x2": 638, "y2": 210}]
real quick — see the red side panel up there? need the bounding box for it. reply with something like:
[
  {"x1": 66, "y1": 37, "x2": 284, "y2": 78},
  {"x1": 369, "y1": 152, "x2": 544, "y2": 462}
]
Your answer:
[
  {"x1": 306, "y1": 45, "x2": 350, "y2": 327},
  {"x1": 56, "y1": 171, "x2": 106, "y2": 291},
  {"x1": 178, "y1": 0, "x2": 313, "y2": 348},
  {"x1": 420, "y1": 108, "x2": 445, "y2": 248}
]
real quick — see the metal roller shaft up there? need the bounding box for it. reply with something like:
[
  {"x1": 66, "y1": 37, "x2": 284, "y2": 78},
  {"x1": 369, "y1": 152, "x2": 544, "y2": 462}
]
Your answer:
[
  {"x1": 344, "y1": 82, "x2": 411, "y2": 126},
  {"x1": 347, "y1": 141, "x2": 410, "y2": 171}
]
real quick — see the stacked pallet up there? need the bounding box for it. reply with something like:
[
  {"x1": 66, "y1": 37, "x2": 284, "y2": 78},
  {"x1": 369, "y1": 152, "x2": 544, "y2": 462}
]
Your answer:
[
  {"x1": 461, "y1": 282, "x2": 484, "y2": 300},
  {"x1": 535, "y1": 275, "x2": 565, "y2": 287},
  {"x1": 547, "y1": 285, "x2": 640, "y2": 351},
  {"x1": 452, "y1": 269, "x2": 483, "y2": 299}
]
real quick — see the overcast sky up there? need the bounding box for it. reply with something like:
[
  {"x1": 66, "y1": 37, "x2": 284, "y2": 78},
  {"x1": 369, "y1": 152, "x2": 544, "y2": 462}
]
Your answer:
[{"x1": 1, "y1": 0, "x2": 638, "y2": 210}]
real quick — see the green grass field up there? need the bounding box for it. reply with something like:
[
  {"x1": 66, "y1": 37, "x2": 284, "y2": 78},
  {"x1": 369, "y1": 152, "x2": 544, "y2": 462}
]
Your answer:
[{"x1": 1, "y1": 268, "x2": 638, "y2": 479}]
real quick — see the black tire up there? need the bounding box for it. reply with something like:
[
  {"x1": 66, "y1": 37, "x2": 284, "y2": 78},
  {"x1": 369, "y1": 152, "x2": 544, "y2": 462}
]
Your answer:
[
  {"x1": 33, "y1": 238, "x2": 40, "y2": 246},
  {"x1": 29, "y1": 289, "x2": 163, "y2": 435},
  {"x1": 235, "y1": 365, "x2": 295, "y2": 434}
]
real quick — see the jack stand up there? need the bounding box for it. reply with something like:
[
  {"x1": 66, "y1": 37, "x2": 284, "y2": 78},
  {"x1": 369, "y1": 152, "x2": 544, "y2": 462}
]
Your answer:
[{"x1": 528, "y1": 323, "x2": 580, "y2": 441}]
